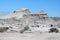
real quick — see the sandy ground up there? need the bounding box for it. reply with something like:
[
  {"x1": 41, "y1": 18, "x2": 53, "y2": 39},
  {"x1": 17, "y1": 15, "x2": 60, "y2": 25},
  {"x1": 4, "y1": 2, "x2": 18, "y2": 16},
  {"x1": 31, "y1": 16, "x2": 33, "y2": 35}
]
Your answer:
[{"x1": 0, "y1": 32, "x2": 60, "y2": 40}]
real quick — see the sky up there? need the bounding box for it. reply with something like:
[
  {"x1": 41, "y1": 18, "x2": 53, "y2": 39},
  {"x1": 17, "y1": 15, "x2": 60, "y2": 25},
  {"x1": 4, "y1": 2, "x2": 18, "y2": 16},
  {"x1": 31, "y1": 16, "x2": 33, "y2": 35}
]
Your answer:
[{"x1": 0, "y1": 0, "x2": 60, "y2": 17}]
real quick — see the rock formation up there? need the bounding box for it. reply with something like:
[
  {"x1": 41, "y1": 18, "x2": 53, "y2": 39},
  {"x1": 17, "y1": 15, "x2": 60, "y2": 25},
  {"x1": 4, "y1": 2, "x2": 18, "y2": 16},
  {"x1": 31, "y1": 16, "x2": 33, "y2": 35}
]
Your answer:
[{"x1": 0, "y1": 8, "x2": 60, "y2": 32}]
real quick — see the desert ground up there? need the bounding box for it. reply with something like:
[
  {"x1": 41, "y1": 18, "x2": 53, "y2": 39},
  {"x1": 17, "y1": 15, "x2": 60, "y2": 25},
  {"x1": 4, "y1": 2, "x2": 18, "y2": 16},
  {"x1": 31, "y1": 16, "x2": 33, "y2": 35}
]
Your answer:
[{"x1": 0, "y1": 32, "x2": 60, "y2": 40}]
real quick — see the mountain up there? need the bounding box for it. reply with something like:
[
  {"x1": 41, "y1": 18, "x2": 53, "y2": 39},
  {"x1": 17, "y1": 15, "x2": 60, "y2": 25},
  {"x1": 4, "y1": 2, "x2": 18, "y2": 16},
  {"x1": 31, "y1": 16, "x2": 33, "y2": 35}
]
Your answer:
[{"x1": 50, "y1": 17, "x2": 60, "y2": 21}]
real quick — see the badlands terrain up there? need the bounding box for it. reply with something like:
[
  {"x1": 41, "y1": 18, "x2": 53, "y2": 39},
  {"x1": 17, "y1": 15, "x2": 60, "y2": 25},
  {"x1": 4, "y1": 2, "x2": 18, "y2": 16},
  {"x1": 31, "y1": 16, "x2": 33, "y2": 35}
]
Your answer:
[{"x1": 0, "y1": 8, "x2": 60, "y2": 40}]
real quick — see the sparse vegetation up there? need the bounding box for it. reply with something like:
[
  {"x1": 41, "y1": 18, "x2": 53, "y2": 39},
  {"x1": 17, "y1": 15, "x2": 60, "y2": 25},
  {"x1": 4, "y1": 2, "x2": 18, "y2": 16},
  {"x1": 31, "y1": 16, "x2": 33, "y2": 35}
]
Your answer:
[
  {"x1": 0, "y1": 27, "x2": 9, "y2": 32},
  {"x1": 20, "y1": 25, "x2": 29, "y2": 33},
  {"x1": 49, "y1": 28, "x2": 59, "y2": 33}
]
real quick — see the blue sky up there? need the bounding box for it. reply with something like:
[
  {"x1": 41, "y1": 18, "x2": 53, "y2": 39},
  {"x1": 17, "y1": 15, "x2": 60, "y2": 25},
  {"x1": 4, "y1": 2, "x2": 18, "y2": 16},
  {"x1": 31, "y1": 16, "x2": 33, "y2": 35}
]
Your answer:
[{"x1": 0, "y1": 0, "x2": 60, "y2": 17}]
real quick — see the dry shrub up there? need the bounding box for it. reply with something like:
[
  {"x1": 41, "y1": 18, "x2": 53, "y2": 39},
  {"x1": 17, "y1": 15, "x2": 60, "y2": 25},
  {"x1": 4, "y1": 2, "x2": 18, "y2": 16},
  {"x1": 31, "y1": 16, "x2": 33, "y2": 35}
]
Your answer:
[
  {"x1": 0, "y1": 27, "x2": 9, "y2": 32},
  {"x1": 20, "y1": 25, "x2": 29, "y2": 33}
]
